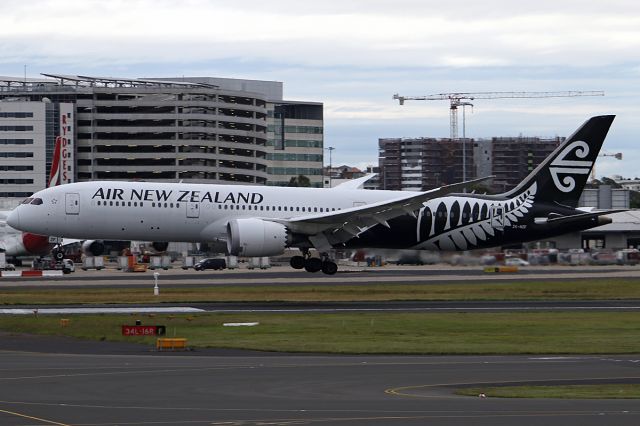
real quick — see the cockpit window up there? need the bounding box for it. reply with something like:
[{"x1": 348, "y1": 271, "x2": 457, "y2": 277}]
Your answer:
[
  {"x1": 21, "y1": 198, "x2": 33, "y2": 204},
  {"x1": 30, "y1": 198, "x2": 43, "y2": 205}
]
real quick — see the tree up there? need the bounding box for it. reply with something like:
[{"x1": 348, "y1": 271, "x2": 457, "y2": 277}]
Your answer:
[{"x1": 287, "y1": 174, "x2": 311, "y2": 187}]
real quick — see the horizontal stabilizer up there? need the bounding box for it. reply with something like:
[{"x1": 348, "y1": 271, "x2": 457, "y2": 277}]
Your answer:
[{"x1": 546, "y1": 209, "x2": 626, "y2": 225}]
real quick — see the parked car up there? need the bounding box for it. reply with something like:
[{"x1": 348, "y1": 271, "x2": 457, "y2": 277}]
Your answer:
[
  {"x1": 505, "y1": 257, "x2": 530, "y2": 266},
  {"x1": 194, "y1": 258, "x2": 226, "y2": 271}
]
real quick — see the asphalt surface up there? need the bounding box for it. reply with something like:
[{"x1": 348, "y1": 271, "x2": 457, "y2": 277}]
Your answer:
[
  {"x1": 0, "y1": 265, "x2": 639, "y2": 425},
  {"x1": 4, "y1": 300, "x2": 640, "y2": 315},
  {"x1": 1, "y1": 264, "x2": 639, "y2": 288},
  {"x1": 0, "y1": 336, "x2": 639, "y2": 425}
]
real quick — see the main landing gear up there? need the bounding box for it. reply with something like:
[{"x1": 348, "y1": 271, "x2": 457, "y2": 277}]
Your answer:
[{"x1": 290, "y1": 250, "x2": 338, "y2": 275}]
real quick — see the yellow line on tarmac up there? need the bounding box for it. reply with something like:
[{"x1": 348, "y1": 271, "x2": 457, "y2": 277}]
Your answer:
[{"x1": 0, "y1": 408, "x2": 71, "y2": 425}]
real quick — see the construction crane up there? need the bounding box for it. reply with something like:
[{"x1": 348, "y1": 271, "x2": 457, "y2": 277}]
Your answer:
[
  {"x1": 591, "y1": 152, "x2": 623, "y2": 182},
  {"x1": 392, "y1": 91, "x2": 605, "y2": 139}
]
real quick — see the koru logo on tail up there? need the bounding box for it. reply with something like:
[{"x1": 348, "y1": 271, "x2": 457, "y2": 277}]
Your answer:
[{"x1": 549, "y1": 140, "x2": 592, "y2": 193}]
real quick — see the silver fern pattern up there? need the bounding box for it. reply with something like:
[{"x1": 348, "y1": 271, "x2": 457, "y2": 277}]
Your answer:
[{"x1": 414, "y1": 182, "x2": 537, "y2": 251}]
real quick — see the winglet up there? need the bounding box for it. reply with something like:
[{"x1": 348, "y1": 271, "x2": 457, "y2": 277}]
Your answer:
[{"x1": 332, "y1": 174, "x2": 377, "y2": 190}]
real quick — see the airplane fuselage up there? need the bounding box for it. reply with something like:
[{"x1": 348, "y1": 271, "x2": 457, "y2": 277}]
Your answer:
[{"x1": 10, "y1": 181, "x2": 399, "y2": 243}]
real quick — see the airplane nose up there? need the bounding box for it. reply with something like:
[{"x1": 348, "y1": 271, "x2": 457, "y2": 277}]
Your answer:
[{"x1": 7, "y1": 208, "x2": 21, "y2": 230}]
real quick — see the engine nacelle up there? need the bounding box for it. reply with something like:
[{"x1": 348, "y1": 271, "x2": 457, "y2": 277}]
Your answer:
[
  {"x1": 82, "y1": 240, "x2": 105, "y2": 256},
  {"x1": 151, "y1": 241, "x2": 169, "y2": 252},
  {"x1": 226, "y1": 219, "x2": 288, "y2": 257}
]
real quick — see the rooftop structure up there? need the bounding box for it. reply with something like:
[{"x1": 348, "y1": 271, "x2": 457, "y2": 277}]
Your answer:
[{"x1": 0, "y1": 74, "x2": 271, "y2": 184}]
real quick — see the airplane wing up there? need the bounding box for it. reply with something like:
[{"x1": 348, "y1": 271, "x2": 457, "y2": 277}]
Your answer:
[
  {"x1": 270, "y1": 176, "x2": 492, "y2": 248},
  {"x1": 331, "y1": 174, "x2": 377, "y2": 190}
]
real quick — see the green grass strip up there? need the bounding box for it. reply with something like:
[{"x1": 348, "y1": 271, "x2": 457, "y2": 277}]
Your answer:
[
  {"x1": 1, "y1": 278, "x2": 640, "y2": 305},
  {"x1": 2, "y1": 311, "x2": 640, "y2": 354},
  {"x1": 455, "y1": 384, "x2": 640, "y2": 399}
]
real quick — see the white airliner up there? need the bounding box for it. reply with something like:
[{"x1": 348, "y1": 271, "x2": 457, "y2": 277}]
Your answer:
[
  {"x1": 0, "y1": 136, "x2": 69, "y2": 260},
  {"x1": 8, "y1": 116, "x2": 620, "y2": 274},
  {"x1": 0, "y1": 211, "x2": 52, "y2": 259}
]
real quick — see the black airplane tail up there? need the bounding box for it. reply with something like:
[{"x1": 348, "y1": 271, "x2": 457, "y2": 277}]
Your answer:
[{"x1": 501, "y1": 115, "x2": 615, "y2": 208}]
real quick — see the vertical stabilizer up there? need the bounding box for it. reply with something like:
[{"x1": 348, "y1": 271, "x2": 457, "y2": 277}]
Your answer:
[
  {"x1": 502, "y1": 115, "x2": 615, "y2": 208},
  {"x1": 48, "y1": 137, "x2": 62, "y2": 188}
]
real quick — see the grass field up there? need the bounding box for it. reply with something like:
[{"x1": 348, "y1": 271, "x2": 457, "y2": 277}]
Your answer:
[
  {"x1": 2, "y1": 278, "x2": 640, "y2": 304},
  {"x1": 2, "y1": 311, "x2": 640, "y2": 354},
  {"x1": 455, "y1": 384, "x2": 640, "y2": 398}
]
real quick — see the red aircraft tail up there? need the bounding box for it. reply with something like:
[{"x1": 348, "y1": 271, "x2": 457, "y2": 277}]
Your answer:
[{"x1": 48, "y1": 137, "x2": 62, "y2": 188}]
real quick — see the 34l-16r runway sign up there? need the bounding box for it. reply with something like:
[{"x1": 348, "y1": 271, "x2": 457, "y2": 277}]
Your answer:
[{"x1": 121, "y1": 325, "x2": 166, "y2": 336}]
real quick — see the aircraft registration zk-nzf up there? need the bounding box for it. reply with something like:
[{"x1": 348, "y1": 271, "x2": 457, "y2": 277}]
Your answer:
[{"x1": 8, "y1": 115, "x2": 620, "y2": 275}]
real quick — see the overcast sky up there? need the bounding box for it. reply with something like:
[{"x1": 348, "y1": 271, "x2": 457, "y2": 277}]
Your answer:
[{"x1": 1, "y1": 0, "x2": 639, "y2": 178}]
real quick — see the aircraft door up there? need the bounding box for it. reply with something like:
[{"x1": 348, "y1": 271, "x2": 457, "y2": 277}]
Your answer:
[
  {"x1": 490, "y1": 205, "x2": 504, "y2": 231},
  {"x1": 186, "y1": 202, "x2": 200, "y2": 218},
  {"x1": 65, "y1": 193, "x2": 80, "y2": 215}
]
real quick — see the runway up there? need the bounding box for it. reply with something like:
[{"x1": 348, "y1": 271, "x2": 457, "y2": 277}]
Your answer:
[
  {"x1": 0, "y1": 338, "x2": 639, "y2": 425},
  {"x1": 1, "y1": 265, "x2": 639, "y2": 424},
  {"x1": 1, "y1": 264, "x2": 639, "y2": 288},
  {"x1": 4, "y1": 300, "x2": 640, "y2": 315}
]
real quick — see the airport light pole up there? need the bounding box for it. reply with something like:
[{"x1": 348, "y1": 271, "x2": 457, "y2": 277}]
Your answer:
[{"x1": 325, "y1": 146, "x2": 335, "y2": 188}]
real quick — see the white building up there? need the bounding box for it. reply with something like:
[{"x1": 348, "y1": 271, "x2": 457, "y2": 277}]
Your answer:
[{"x1": 0, "y1": 96, "x2": 73, "y2": 206}]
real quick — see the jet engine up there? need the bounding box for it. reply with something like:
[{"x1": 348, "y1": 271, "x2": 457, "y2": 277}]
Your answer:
[
  {"x1": 82, "y1": 240, "x2": 105, "y2": 256},
  {"x1": 226, "y1": 218, "x2": 288, "y2": 257},
  {"x1": 151, "y1": 241, "x2": 169, "y2": 252}
]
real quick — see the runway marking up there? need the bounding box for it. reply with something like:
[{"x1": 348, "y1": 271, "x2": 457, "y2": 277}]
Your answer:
[
  {"x1": 201, "y1": 306, "x2": 640, "y2": 313},
  {"x1": 2, "y1": 304, "x2": 640, "y2": 317},
  {"x1": 0, "y1": 407, "x2": 70, "y2": 425},
  {"x1": 0, "y1": 400, "x2": 639, "y2": 425},
  {"x1": 0, "y1": 357, "x2": 596, "y2": 381},
  {"x1": 386, "y1": 376, "x2": 640, "y2": 398},
  {"x1": 41, "y1": 412, "x2": 640, "y2": 425}
]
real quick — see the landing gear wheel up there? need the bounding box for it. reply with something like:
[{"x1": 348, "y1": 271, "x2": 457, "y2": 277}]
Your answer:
[
  {"x1": 290, "y1": 256, "x2": 305, "y2": 269},
  {"x1": 321, "y1": 261, "x2": 338, "y2": 275},
  {"x1": 53, "y1": 250, "x2": 64, "y2": 261},
  {"x1": 304, "y1": 257, "x2": 322, "y2": 273}
]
